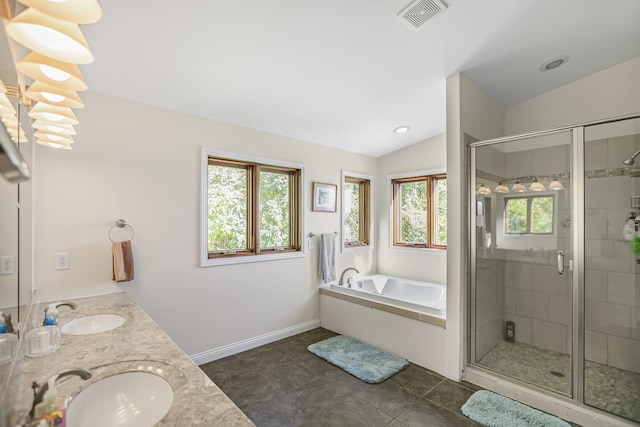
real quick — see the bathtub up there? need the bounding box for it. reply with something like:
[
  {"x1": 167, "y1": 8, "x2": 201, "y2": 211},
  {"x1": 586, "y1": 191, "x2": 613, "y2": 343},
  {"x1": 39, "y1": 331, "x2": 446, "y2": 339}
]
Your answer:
[
  {"x1": 329, "y1": 274, "x2": 446, "y2": 317},
  {"x1": 320, "y1": 274, "x2": 447, "y2": 374}
]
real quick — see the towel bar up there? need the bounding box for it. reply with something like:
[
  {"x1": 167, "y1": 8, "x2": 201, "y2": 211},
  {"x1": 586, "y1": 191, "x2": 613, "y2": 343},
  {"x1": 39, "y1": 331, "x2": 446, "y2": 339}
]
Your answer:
[
  {"x1": 308, "y1": 231, "x2": 339, "y2": 238},
  {"x1": 109, "y1": 219, "x2": 135, "y2": 242}
]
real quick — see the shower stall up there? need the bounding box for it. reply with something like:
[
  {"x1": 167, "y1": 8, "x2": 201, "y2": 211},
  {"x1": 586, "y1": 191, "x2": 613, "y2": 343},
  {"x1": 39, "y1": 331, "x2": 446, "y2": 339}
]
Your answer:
[{"x1": 469, "y1": 114, "x2": 640, "y2": 423}]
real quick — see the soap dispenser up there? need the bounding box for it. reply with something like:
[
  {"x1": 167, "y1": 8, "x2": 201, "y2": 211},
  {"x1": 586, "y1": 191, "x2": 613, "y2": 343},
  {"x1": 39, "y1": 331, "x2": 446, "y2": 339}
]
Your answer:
[
  {"x1": 43, "y1": 304, "x2": 58, "y2": 326},
  {"x1": 623, "y1": 212, "x2": 637, "y2": 241},
  {"x1": 0, "y1": 312, "x2": 6, "y2": 334},
  {"x1": 34, "y1": 377, "x2": 67, "y2": 423}
]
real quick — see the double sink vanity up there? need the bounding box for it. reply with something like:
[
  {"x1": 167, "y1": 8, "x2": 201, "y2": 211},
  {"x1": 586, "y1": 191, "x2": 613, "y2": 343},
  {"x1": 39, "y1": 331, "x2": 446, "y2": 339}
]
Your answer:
[{"x1": 9, "y1": 292, "x2": 253, "y2": 426}]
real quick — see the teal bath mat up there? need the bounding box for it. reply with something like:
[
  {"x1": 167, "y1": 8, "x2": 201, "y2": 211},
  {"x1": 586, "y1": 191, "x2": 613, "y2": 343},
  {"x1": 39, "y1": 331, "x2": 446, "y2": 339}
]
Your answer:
[
  {"x1": 307, "y1": 335, "x2": 408, "y2": 383},
  {"x1": 461, "y1": 390, "x2": 571, "y2": 427}
]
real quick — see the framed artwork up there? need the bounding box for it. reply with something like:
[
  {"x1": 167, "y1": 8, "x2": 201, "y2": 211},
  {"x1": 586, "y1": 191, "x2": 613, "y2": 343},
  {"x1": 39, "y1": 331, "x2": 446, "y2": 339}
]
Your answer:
[{"x1": 312, "y1": 182, "x2": 337, "y2": 212}]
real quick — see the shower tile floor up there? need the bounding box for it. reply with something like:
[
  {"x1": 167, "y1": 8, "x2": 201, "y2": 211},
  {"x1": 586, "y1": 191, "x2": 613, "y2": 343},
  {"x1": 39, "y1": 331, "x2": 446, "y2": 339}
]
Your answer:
[
  {"x1": 477, "y1": 341, "x2": 640, "y2": 423},
  {"x1": 200, "y1": 328, "x2": 580, "y2": 426}
]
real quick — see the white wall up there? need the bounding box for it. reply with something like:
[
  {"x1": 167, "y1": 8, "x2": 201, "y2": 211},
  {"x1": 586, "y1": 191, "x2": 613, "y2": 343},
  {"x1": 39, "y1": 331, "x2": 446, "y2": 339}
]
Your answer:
[
  {"x1": 506, "y1": 56, "x2": 640, "y2": 135},
  {"x1": 33, "y1": 91, "x2": 377, "y2": 356},
  {"x1": 376, "y1": 133, "x2": 447, "y2": 285},
  {"x1": 446, "y1": 73, "x2": 506, "y2": 380}
]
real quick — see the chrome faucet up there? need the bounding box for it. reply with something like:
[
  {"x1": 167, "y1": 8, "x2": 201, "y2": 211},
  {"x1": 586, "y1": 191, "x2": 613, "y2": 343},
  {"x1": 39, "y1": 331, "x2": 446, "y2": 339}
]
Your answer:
[
  {"x1": 338, "y1": 267, "x2": 359, "y2": 287},
  {"x1": 42, "y1": 302, "x2": 77, "y2": 325},
  {"x1": 30, "y1": 368, "x2": 92, "y2": 419}
]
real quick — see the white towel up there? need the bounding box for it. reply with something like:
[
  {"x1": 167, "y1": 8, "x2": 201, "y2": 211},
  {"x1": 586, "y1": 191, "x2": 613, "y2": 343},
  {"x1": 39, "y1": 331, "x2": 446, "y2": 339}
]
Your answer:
[{"x1": 318, "y1": 233, "x2": 336, "y2": 283}]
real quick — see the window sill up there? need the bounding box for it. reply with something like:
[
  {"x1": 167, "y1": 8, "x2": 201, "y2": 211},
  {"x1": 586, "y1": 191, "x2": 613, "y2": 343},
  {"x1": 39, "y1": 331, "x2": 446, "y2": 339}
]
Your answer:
[
  {"x1": 390, "y1": 246, "x2": 446, "y2": 254},
  {"x1": 201, "y1": 250, "x2": 305, "y2": 267}
]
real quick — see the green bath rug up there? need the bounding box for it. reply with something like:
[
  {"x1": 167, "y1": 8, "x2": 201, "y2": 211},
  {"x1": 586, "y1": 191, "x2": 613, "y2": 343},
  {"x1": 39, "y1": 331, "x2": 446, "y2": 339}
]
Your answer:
[
  {"x1": 307, "y1": 335, "x2": 408, "y2": 383},
  {"x1": 461, "y1": 390, "x2": 571, "y2": 427}
]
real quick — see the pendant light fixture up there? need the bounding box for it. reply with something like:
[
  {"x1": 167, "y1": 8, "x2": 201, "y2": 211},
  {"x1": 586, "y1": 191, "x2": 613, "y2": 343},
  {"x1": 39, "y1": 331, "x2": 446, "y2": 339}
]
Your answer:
[
  {"x1": 17, "y1": 52, "x2": 88, "y2": 91},
  {"x1": 18, "y1": 0, "x2": 102, "y2": 25},
  {"x1": 494, "y1": 182, "x2": 510, "y2": 193},
  {"x1": 36, "y1": 139, "x2": 72, "y2": 150},
  {"x1": 34, "y1": 131, "x2": 74, "y2": 145},
  {"x1": 529, "y1": 178, "x2": 545, "y2": 192},
  {"x1": 28, "y1": 102, "x2": 79, "y2": 125},
  {"x1": 477, "y1": 183, "x2": 492, "y2": 195},
  {"x1": 549, "y1": 177, "x2": 565, "y2": 191},
  {"x1": 25, "y1": 81, "x2": 84, "y2": 109},
  {"x1": 512, "y1": 180, "x2": 526, "y2": 192},
  {"x1": 31, "y1": 120, "x2": 77, "y2": 135},
  {"x1": 7, "y1": 7, "x2": 94, "y2": 64}
]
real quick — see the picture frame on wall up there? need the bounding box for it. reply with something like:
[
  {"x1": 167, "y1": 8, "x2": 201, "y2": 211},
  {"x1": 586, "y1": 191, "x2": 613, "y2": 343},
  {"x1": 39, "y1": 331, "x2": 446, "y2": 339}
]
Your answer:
[{"x1": 312, "y1": 182, "x2": 337, "y2": 212}]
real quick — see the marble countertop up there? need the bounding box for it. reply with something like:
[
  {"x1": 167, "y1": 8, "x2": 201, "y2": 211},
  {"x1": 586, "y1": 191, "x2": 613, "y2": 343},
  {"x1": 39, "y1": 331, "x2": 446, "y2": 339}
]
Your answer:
[{"x1": 11, "y1": 292, "x2": 253, "y2": 426}]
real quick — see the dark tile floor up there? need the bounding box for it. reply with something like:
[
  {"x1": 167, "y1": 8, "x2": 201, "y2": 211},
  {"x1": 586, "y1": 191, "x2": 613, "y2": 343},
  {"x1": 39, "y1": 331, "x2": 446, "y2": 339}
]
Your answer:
[{"x1": 200, "y1": 328, "x2": 484, "y2": 426}]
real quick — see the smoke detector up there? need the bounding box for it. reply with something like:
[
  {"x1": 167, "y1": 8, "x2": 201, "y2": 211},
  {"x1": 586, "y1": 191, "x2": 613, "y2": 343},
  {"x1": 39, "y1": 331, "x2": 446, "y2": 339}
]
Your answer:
[{"x1": 397, "y1": 0, "x2": 448, "y2": 31}]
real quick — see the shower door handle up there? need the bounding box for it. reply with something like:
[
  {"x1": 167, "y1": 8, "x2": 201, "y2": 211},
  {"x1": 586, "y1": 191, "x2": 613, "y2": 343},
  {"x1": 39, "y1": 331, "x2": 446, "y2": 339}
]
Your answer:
[{"x1": 557, "y1": 251, "x2": 564, "y2": 275}]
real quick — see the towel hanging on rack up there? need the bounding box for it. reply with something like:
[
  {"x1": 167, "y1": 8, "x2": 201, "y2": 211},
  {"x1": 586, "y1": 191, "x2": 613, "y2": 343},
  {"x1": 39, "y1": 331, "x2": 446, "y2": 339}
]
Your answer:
[
  {"x1": 318, "y1": 233, "x2": 336, "y2": 283},
  {"x1": 112, "y1": 240, "x2": 134, "y2": 282}
]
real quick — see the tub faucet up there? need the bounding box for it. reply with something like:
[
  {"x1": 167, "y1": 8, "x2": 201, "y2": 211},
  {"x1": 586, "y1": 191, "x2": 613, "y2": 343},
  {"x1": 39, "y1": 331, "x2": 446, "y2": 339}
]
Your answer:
[
  {"x1": 339, "y1": 267, "x2": 359, "y2": 287},
  {"x1": 30, "y1": 368, "x2": 92, "y2": 419}
]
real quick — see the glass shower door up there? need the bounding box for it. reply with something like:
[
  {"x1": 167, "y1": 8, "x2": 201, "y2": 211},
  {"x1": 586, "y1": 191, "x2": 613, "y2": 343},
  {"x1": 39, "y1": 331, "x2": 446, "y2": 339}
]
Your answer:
[
  {"x1": 471, "y1": 130, "x2": 574, "y2": 396},
  {"x1": 583, "y1": 117, "x2": 640, "y2": 422}
]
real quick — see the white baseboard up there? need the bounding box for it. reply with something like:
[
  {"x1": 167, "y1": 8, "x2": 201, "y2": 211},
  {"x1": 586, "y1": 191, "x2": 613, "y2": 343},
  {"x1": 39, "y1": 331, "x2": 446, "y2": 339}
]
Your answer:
[{"x1": 190, "y1": 319, "x2": 321, "y2": 366}]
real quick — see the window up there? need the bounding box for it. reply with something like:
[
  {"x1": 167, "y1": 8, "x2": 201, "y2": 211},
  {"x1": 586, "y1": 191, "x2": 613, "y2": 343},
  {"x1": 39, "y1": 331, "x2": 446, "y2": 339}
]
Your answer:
[
  {"x1": 202, "y1": 150, "x2": 303, "y2": 265},
  {"x1": 342, "y1": 172, "x2": 371, "y2": 248},
  {"x1": 391, "y1": 173, "x2": 446, "y2": 249},
  {"x1": 504, "y1": 195, "x2": 554, "y2": 234}
]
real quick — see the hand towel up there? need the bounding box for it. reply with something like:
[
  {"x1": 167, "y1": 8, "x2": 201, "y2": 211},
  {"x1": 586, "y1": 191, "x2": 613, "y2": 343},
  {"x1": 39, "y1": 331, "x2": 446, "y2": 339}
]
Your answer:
[
  {"x1": 112, "y1": 240, "x2": 134, "y2": 282},
  {"x1": 318, "y1": 233, "x2": 336, "y2": 283}
]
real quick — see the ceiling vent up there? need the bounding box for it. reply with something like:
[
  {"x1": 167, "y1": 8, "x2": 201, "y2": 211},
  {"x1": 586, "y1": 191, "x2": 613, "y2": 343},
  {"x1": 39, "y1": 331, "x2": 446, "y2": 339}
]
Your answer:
[{"x1": 397, "y1": 0, "x2": 447, "y2": 31}]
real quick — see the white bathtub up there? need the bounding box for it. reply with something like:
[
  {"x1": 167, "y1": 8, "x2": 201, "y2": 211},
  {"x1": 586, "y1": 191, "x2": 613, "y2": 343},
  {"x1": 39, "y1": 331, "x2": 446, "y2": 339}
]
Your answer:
[
  {"x1": 320, "y1": 274, "x2": 447, "y2": 374},
  {"x1": 329, "y1": 274, "x2": 446, "y2": 317}
]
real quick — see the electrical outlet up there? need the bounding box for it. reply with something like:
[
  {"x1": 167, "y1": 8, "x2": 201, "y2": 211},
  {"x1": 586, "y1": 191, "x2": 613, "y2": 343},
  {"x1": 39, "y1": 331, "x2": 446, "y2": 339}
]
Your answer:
[
  {"x1": 55, "y1": 252, "x2": 69, "y2": 270},
  {"x1": 0, "y1": 256, "x2": 14, "y2": 275}
]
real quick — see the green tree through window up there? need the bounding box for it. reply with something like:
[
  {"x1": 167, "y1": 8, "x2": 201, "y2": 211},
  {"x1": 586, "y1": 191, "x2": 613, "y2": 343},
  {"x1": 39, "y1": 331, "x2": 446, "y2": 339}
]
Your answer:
[
  {"x1": 504, "y1": 195, "x2": 554, "y2": 234},
  {"x1": 207, "y1": 157, "x2": 301, "y2": 258}
]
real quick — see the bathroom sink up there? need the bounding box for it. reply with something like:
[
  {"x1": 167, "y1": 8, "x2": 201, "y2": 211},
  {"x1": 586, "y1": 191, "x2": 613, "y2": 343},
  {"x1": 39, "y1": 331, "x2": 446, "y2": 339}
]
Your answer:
[
  {"x1": 61, "y1": 314, "x2": 125, "y2": 335},
  {"x1": 67, "y1": 371, "x2": 173, "y2": 427}
]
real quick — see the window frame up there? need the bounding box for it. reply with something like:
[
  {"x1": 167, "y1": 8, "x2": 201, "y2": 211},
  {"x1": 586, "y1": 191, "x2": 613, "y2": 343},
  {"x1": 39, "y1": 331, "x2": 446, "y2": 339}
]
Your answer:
[
  {"x1": 201, "y1": 148, "x2": 305, "y2": 267},
  {"x1": 341, "y1": 170, "x2": 373, "y2": 252},
  {"x1": 503, "y1": 194, "x2": 555, "y2": 235},
  {"x1": 389, "y1": 169, "x2": 447, "y2": 250}
]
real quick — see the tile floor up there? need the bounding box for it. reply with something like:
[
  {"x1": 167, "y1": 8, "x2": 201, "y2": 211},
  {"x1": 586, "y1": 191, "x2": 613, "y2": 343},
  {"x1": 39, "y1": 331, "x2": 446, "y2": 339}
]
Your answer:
[
  {"x1": 477, "y1": 341, "x2": 640, "y2": 423},
  {"x1": 199, "y1": 328, "x2": 504, "y2": 426}
]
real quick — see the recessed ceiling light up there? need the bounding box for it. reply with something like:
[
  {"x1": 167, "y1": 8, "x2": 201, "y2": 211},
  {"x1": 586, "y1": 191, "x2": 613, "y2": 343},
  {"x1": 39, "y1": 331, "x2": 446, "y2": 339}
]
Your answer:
[
  {"x1": 539, "y1": 55, "x2": 569, "y2": 72},
  {"x1": 394, "y1": 126, "x2": 410, "y2": 134}
]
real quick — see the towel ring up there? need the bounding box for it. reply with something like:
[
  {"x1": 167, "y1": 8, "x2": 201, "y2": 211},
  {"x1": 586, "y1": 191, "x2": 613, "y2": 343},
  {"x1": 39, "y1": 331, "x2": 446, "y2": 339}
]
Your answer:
[{"x1": 109, "y1": 219, "x2": 135, "y2": 242}]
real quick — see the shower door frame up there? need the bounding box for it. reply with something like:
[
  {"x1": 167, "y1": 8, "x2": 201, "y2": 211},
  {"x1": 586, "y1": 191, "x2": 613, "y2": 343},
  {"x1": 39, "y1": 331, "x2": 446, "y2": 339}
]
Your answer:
[{"x1": 468, "y1": 113, "x2": 640, "y2": 406}]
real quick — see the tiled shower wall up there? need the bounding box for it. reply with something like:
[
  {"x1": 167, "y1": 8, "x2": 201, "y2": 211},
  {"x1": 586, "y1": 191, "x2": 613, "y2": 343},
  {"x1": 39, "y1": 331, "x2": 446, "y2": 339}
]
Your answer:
[
  {"x1": 584, "y1": 134, "x2": 640, "y2": 375},
  {"x1": 504, "y1": 260, "x2": 572, "y2": 354},
  {"x1": 475, "y1": 256, "x2": 505, "y2": 360}
]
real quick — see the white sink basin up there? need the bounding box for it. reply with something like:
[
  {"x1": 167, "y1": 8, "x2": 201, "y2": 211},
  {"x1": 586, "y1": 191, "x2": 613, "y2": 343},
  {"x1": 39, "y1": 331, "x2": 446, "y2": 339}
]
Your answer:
[
  {"x1": 61, "y1": 314, "x2": 125, "y2": 335},
  {"x1": 67, "y1": 371, "x2": 173, "y2": 427}
]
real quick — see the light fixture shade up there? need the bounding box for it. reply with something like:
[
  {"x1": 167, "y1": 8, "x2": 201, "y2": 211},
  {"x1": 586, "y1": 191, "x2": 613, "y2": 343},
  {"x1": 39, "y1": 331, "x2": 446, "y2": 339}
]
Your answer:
[
  {"x1": 0, "y1": 93, "x2": 16, "y2": 112},
  {"x1": 477, "y1": 183, "x2": 491, "y2": 195},
  {"x1": 25, "y1": 81, "x2": 84, "y2": 109},
  {"x1": 31, "y1": 120, "x2": 77, "y2": 135},
  {"x1": 7, "y1": 7, "x2": 94, "y2": 64},
  {"x1": 529, "y1": 178, "x2": 545, "y2": 192},
  {"x1": 34, "y1": 131, "x2": 74, "y2": 144},
  {"x1": 512, "y1": 181, "x2": 526, "y2": 192},
  {"x1": 36, "y1": 138, "x2": 72, "y2": 150},
  {"x1": 494, "y1": 183, "x2": 510, "y2": 193},
  {"x1": 18, "y1": 0, "x2": 102, "y2": 24},
  {"x1": 549, "y1": 179, "x2": 565, "y2": 191},
  {"x1": 0, "y1": 79, "x2": 6, "y2": 93},
  {"x1": 29, "y1": 102, "x2": 79, "y2": 125},
  {"x1": 17, "y1": 52, "x2": 88, "y2": 91}
]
